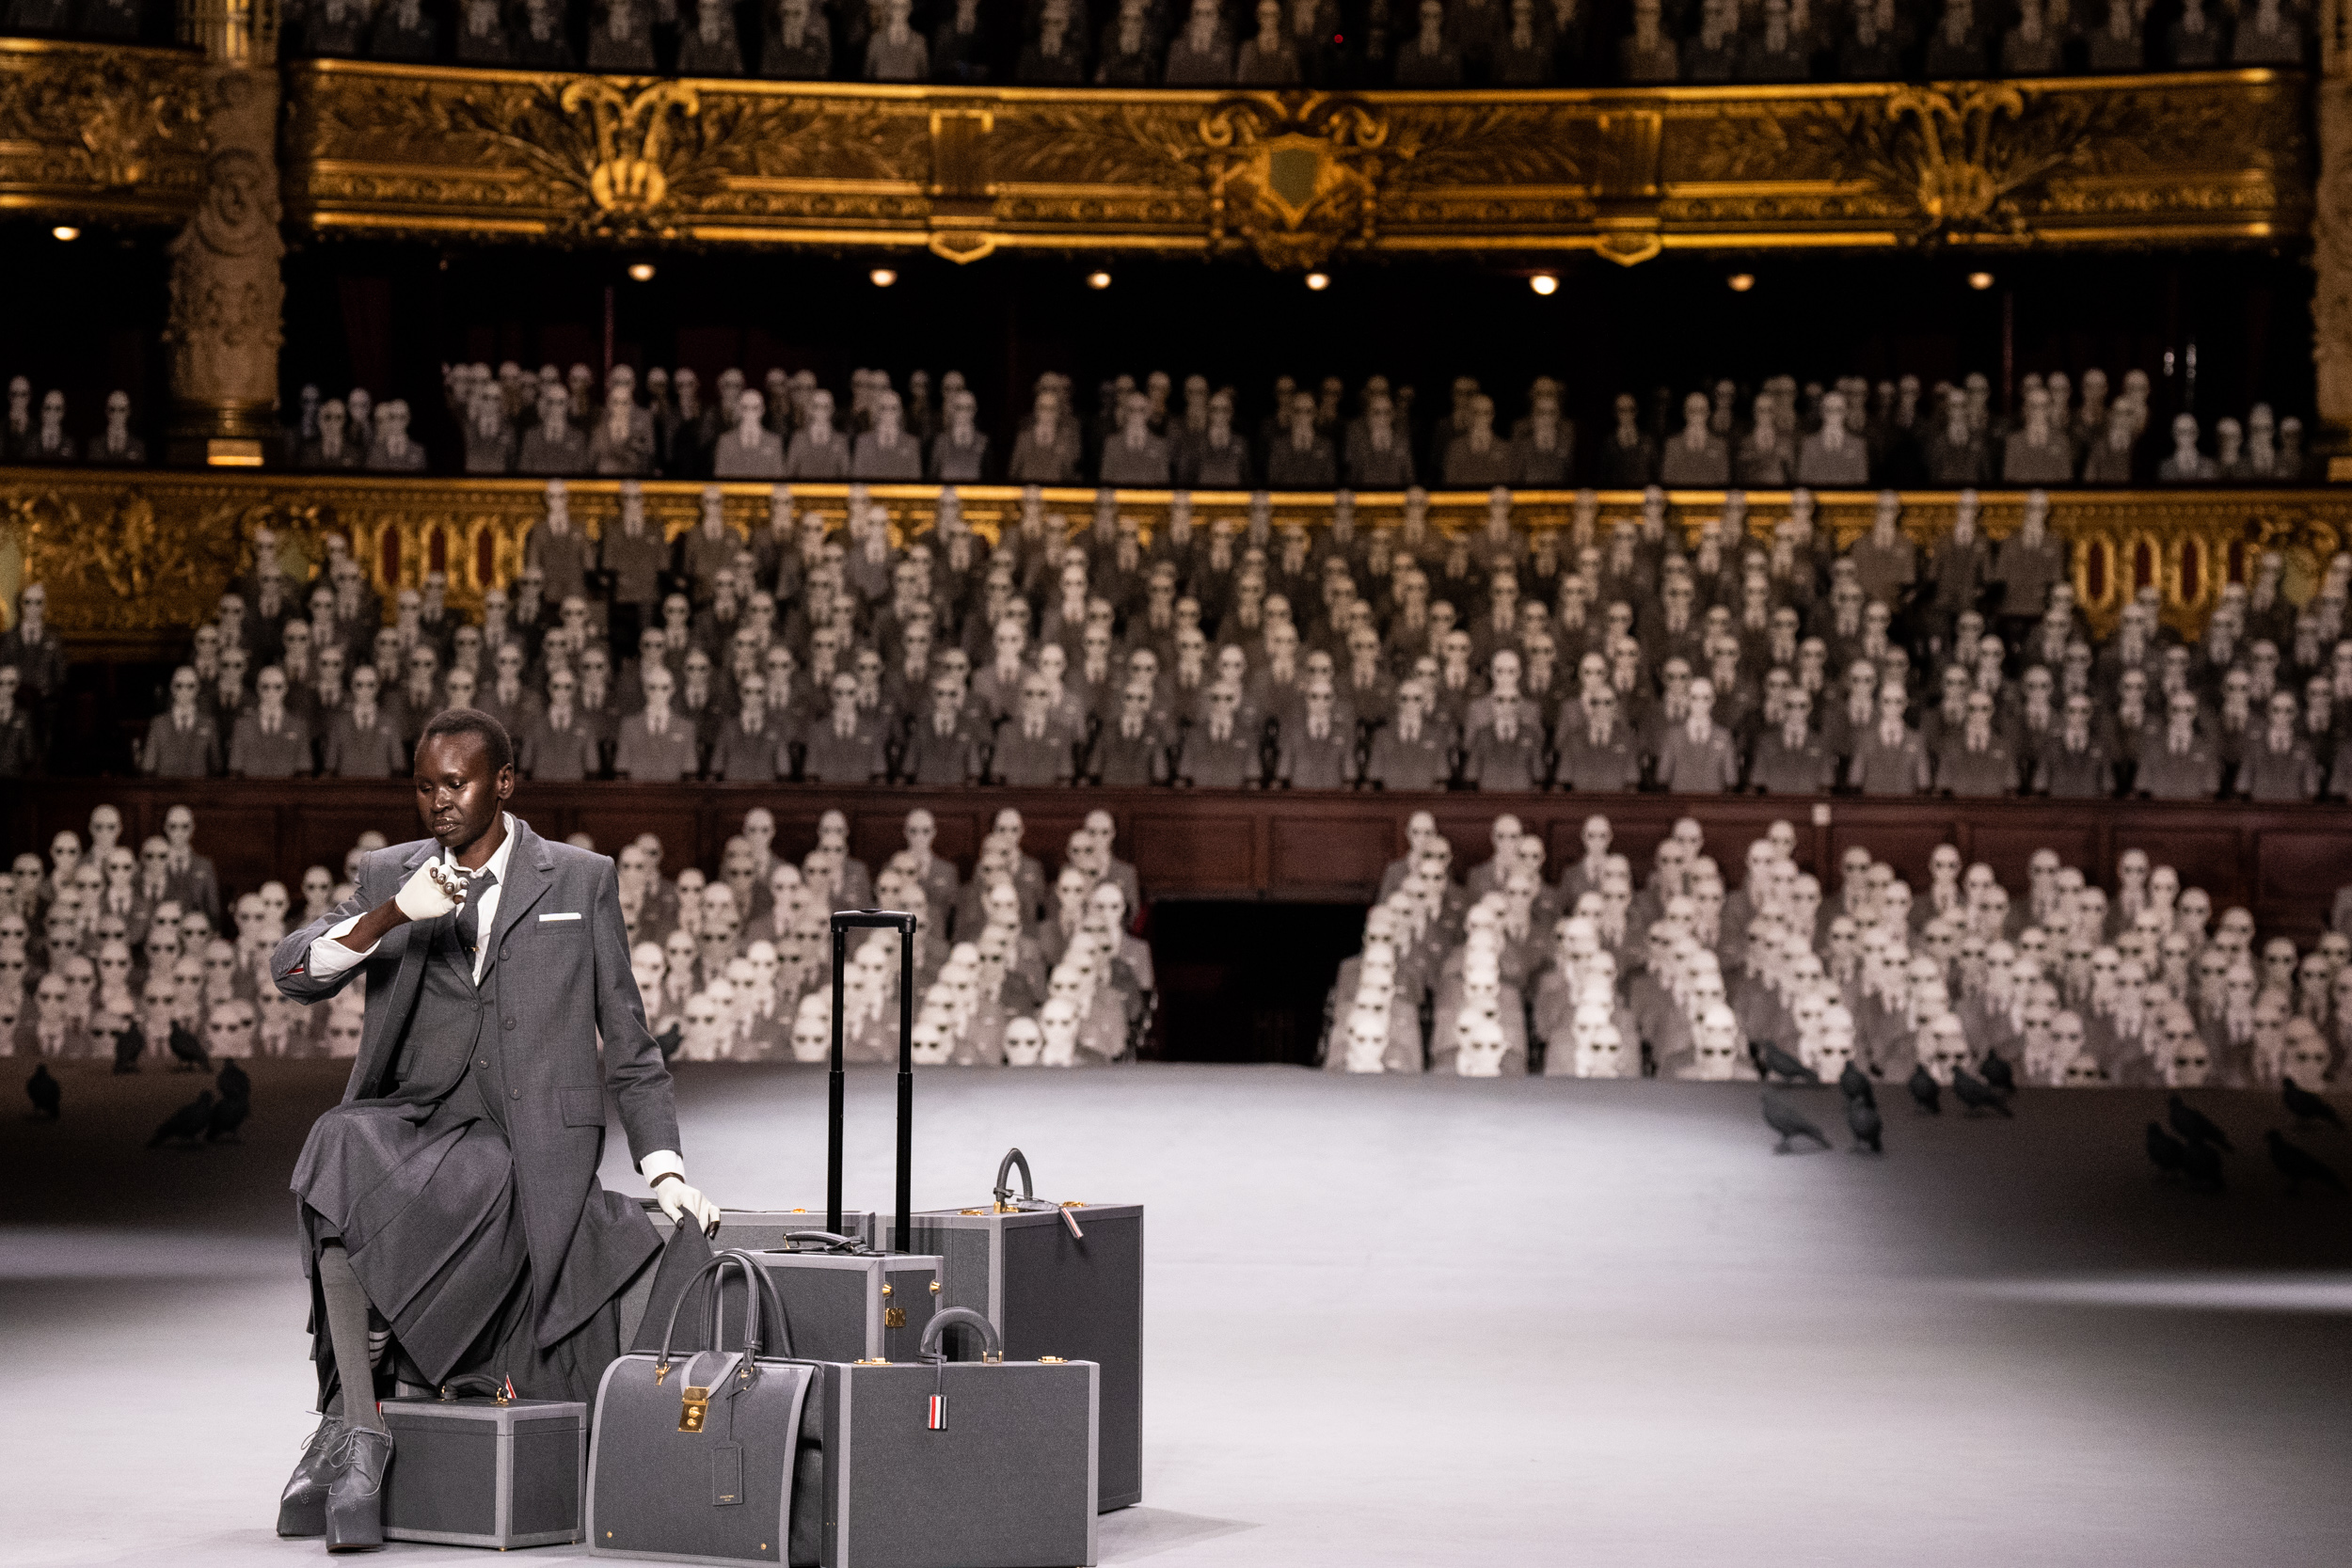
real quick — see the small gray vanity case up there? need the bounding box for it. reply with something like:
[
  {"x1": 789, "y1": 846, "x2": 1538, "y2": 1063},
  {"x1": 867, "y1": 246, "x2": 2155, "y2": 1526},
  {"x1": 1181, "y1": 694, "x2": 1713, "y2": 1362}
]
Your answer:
[
  {"x1": 891, "y1": 1148, "x2": 1144, "y2": 1512},
  {"x1": 379, "y1": 1374, "x2": 586, "y2": 1548},
  {"x1": 750, "y1": 1238, "x2": 943, "y2": 1365}
]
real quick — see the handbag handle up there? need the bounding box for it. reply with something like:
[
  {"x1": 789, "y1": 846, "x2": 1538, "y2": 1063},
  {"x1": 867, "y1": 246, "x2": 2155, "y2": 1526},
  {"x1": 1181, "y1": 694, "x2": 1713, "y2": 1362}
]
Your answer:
[
  {"x1": 993, "y1": 1148, "x2": 1034, "y2": 1209},
  {"x1": 659, "y1": 1249, "x2": 784, "y2": 1374},
  {"x1": 438, "y1": 1373, "x2": 508, "y2": 1404},
  {"x1": 920, "y1": 1307, "x2": 1002, "y2": 1364},
  {"x1": 701, "y1": 1246, "x2": 796, "y2": 1357}
]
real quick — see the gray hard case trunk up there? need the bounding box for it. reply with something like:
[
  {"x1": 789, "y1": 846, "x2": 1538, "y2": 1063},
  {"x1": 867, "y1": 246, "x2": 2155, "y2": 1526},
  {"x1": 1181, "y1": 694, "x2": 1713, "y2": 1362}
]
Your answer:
[
  {"x1": 379, "y1": 1394, "x2": 585, "y2": 1548},
  {"x1": 891, "y1": 1203, "x2": 1144, "y2": 1512},
  {"x1": 817, "y1": 1356, "x2": 1100, "y2": 1568},
  {"x1": 620, "y1": 1207, "x2": 877, "y2": 1347},
  {"x1": 747, "y1": 1249, "x2": 942, "y2": 1365}
]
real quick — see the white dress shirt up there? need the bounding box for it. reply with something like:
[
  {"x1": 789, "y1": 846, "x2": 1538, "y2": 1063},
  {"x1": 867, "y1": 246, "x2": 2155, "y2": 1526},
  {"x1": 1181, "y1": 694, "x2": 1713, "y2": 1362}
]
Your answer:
[{"x1": 310, "y1": 811, "x2": 517, "y2": 985}]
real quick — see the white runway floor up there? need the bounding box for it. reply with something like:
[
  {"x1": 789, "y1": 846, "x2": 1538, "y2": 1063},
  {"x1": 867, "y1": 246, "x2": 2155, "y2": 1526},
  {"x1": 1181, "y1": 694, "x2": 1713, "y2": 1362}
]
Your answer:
[{"x1": 4, "y1": 1059, "x2": 2350, "y2": 1567}]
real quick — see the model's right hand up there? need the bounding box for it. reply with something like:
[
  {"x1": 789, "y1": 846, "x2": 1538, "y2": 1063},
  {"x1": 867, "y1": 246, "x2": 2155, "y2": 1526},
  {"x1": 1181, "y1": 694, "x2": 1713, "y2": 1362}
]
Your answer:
[{"x1": 392, "y1": 861, "x2": 465, "y2": 923}]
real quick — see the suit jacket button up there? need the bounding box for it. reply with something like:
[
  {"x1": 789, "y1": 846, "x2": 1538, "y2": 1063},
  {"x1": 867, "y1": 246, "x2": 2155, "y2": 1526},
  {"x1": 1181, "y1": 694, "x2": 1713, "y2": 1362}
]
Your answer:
[
  {"x1": 504, "y1": 1018, "x2": 516, "y2": 1029},
  {"x1": 478, "y1": 1058, "x2": 488, "y2": 1069},
  {"x1": 510, "y1": 1088, "x2": 521, "y2": 1100}
]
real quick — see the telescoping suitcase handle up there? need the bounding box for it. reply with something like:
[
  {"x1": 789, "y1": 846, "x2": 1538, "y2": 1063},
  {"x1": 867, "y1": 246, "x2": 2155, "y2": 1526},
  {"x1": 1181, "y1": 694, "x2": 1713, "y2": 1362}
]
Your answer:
[{"x1": 829, "y1": 909, "x2": 919, "y2": 1259}]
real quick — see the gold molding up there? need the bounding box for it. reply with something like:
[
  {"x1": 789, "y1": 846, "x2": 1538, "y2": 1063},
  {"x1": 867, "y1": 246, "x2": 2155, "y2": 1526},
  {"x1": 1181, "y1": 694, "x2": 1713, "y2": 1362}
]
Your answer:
[
  {"x1": 4, "y1": 468, "x2": 2344, "y2": 655},
  {"x1": 278, "y1": 64, "x2": 2311, "y2": 262},
  {"x1": 0, "y1": 39, "x2": 212, "y2": 225}
]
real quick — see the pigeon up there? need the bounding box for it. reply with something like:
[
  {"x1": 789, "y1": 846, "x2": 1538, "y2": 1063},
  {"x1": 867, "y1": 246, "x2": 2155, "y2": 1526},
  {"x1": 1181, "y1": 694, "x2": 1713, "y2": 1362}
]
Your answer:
[
  {"x1": 1978, "y1": 1047, "x2": 2016, "y2": 1096},
  {"x1": 1756, "y1": 1040, "x2": 1820, "y2": 1085},
  {"x1": 2265, "y1": 1130, "x2": 2345, "y2": 1195},
  {"x1": 2179, "y1": 1136, "x2": 2225, "y2": 1193},
  {"x1": 1837, "y1": 1060, "x2": 1876, "y2": 1108},
  {"x1": 24, "y1": 1064, "x2": 60, "y2": 1121},
  {"x1": 215, "y1": 1060, "x2": 250, "y2": 1102},
  {"x1": 166, "y1": 1021, "x2": 209, "y2": 1072},
  {"x1": 2145, "y1": 1121, "x2": 2187, "y2": 1180},
  {"x1": 2168, "y1": 1093, "x2": 2232, "y2": 1152},
  {"x1": 1845, "y1": 1095, "x2": 1883, "y2": 1153},
  {"x1": 1761, "y1": 1091, "x2": 1832, "y2": 1154},
  {"x1": 1906, "y1": 1065, "x2": 1942, "y2": 1115},
  {"x1": 206, "y1": 1092, "x2": 250, "y2": 1144},
  {"x1": 1951, "y1": 1066, "x2": 2013, "y2": 1117},
  {"x1": 111, "y1": 1022, "x2": 145, "y2": 1074},
  {"x1": 2282, "y1": 1079, "x2": 2343, "y2": 1132},
  {"x1": 148, "y1": 1090, "x2": 215, "y2": 1148},
  {"x1": 655, "y1": 1022, "x2": 683, "y2": 1061}
]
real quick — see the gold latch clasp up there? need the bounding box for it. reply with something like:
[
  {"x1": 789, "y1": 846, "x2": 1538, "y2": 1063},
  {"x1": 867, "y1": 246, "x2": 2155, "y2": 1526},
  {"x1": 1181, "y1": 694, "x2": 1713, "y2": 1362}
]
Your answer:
[{"x1": 679, "y1": 1386, "x2": 710, "y2": 1433}]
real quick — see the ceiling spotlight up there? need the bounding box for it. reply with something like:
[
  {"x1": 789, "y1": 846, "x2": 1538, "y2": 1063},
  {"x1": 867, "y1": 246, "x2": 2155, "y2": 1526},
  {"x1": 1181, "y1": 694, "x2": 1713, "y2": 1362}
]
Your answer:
[
  {"x1": 869, "y1": 267, "x2": 898, "y2": 288},
  {"x1": 1086, "y1": 270, "x2": 1112, "y2": 290},
  {"x1": 52, "y1": 225, "x2": 79, "y2": 242},
  {"x1": 1530, "y1": 274, "x2": 1559, "y2": 296},
  {"x1": 1727, "y1": 272, "x2": 1755, "y2": 293},
  {"x1": 1967, "y1": 270, "x2": 1995, "y2": 291},
  {"x1": 1304, "y1": 272, "x2": 1330, "y2": 292},
  {"x1": 627, "y1": 262, "x2": 655, "y2": 282}
]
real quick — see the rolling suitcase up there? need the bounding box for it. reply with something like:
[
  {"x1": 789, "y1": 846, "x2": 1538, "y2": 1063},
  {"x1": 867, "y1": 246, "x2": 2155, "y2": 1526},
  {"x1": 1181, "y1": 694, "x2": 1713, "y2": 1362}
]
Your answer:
[
  {"x1": 588, "y1": 1250, "x2": 818, "y2": 1566},
  {"x1": 812, "y1": 1307, "x2": 1099, "y2": 1568},
  {"x1": 379, "y1": 1374, "x2": 585, "y2": 1549},
  {"x1": 890, "y1": 1148, "x2": 1144, "y2": 1512},
  {"x1": 746, "y1": 910, "x2": 944, "y2": 1367}
]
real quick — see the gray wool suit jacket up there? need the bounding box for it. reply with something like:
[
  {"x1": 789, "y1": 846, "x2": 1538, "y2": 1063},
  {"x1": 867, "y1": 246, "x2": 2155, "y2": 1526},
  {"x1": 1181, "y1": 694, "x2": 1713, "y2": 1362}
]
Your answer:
[{"x1": 271, "y1": 816, "x2": 680, "y2": 1345}]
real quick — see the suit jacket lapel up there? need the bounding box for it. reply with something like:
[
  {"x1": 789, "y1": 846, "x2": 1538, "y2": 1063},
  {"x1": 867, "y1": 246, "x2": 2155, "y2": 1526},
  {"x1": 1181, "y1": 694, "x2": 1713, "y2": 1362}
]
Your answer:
[
  {"x1": 357, "y1": 840, "x2": 440, "y2": 1098},
  {"x1": 486, "y1": 817, "x2": 557, "y2": 970}
]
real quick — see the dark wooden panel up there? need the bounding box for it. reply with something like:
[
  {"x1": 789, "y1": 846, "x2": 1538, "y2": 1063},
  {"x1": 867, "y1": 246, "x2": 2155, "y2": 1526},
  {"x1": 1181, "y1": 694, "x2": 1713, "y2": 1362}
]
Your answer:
[
  {"x1": 2123, "y1": 823, "x2": 2248, "y2": 912},
  {"x1": 8, "y1": 783, "x2": 2349, "y2": 940},
  {"x1": 1133, "y1": 814, "x2": 1254, "y2": 893},
  {"x1": 1968, "y1": 821, "x2": 2101, "y2": 895},
  {"x1": 2256, "y1": 830, "x2": 2352, "y2": 910},
  {"x1": 1269, "y1": 816, "x2": 1394, "y2": 895},
  {"x1": 1830, "y1": 815, "x2": 1968, "y2": 893}
]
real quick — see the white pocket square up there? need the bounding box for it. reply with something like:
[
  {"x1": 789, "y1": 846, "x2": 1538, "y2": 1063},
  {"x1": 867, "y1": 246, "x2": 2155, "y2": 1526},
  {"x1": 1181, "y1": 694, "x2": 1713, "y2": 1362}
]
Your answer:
[{"x1": 539, "y1": 911, "x2": 582, "y2": 923}]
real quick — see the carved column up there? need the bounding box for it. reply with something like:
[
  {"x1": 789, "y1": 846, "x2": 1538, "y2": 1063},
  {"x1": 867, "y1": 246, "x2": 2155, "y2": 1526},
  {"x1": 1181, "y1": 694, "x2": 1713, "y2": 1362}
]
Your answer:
[
  {"x1": 165, "y1": 0, "x2": 283, "y2": 467},
  {"x1": 2316, "y1": 0, "x2": 2352, "y2": 475}
]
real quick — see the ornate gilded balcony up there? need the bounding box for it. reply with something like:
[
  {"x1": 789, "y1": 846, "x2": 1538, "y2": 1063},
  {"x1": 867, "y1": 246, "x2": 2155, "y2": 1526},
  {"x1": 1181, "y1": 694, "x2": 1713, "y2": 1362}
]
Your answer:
[
  {"x1": 4, "y1": 467, "x2": 2345, "y2": 657},
  {"x1": 275, "y1": 62, "x2": 2311, "y2": 265},
  {"x1": 0, "y1": 39, "x2": 211, "y2": 224}
]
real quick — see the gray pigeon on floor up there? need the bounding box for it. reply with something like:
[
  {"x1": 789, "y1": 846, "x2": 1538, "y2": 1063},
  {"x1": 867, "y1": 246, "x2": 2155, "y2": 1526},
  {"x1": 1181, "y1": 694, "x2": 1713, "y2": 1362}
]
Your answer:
[
  {"x1": 2265, "y1": 1131, "x2": 2344, "y2": 1195},
  {"x1": 148, "y1": 1091, "x2": 214, "y2": 1148},
  {"x1": 1845, "y1": 1095, "x2": 1883, "y2": 1154},
  {"x1": 1761, "y1": 1091, "x2": 1831, "y2": 1154},
  {"x1": 1952, "y1": 1065, "x2": 2012, "y2": 1117},
  {"x1": 2281, "y1": 1080, "x2": 2342, "y2": 1132},
  {"x1": 1907, "y1": 1066, "x2": 1941, "y2": 1115},
  {"x1": 2169, "y1": 1094, "x2": 2232, "y2": 1152},
  {"x1": 1838, "y1": 1061, "x2": 1876, "y2": 1109},
  {"x1": 1756, "y1": 1040, "x2": 1819, "y2": 1085},
  {"x1": 2146, "y1": 1121, "x2": 2187, "y2": 1180},
  {"x1": 25, "y1": 1064, "x2": 60, "y2": 1121}
]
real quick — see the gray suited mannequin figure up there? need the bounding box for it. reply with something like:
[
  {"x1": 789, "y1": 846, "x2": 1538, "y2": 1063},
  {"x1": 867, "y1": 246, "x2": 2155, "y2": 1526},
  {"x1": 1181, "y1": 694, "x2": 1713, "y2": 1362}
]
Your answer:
[{"x1": 270, "y1": 713, "x2": 720, "y2": 1551}]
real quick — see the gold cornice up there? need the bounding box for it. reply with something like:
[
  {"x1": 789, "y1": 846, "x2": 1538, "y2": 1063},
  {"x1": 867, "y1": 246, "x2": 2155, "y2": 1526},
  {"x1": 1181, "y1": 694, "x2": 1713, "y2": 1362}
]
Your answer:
[
  {"x1": 0, "y1": 39, "x2": 211, "y2": 225},
  {"x1": 278, "y1": 64, "x2": 2312, "y2": 263}
]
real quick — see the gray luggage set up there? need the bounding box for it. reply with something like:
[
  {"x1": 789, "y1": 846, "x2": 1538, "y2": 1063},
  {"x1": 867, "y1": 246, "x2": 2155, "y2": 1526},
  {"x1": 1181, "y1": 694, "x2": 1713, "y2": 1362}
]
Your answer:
[{"x1": 376, "y1": 909, "x2": 1140, "y2": 1565}]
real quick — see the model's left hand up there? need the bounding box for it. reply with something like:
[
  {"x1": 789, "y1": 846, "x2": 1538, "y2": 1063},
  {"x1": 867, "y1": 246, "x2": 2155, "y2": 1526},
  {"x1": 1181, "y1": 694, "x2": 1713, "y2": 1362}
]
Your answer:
[{"x1": 654, "y1": 1175, "x2": 722, "y2": 1235}]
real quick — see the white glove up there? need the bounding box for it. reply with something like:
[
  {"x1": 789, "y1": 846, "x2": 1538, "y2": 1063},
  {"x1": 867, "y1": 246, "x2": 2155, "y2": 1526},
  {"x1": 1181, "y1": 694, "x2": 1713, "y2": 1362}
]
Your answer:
[
  {"x1": 653, "y1": 1175, "x2": 722, "y2": 1235},
  {"x1": 393, "y1": 861, "x2": 465, "y2": 923}
]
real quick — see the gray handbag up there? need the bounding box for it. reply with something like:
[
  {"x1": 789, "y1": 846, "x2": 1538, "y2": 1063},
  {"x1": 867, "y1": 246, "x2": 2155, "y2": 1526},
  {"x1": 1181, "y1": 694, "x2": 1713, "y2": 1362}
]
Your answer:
[{"x1": 587, "y1": 1249, "x2": 816, "y2": 1566}]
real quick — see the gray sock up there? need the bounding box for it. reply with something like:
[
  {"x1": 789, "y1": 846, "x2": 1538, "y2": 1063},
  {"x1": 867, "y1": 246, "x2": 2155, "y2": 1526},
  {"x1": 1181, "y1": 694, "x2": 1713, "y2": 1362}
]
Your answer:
[{"x1": 318, "y1": 1243, "x2": 387, "y2": 1434}]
